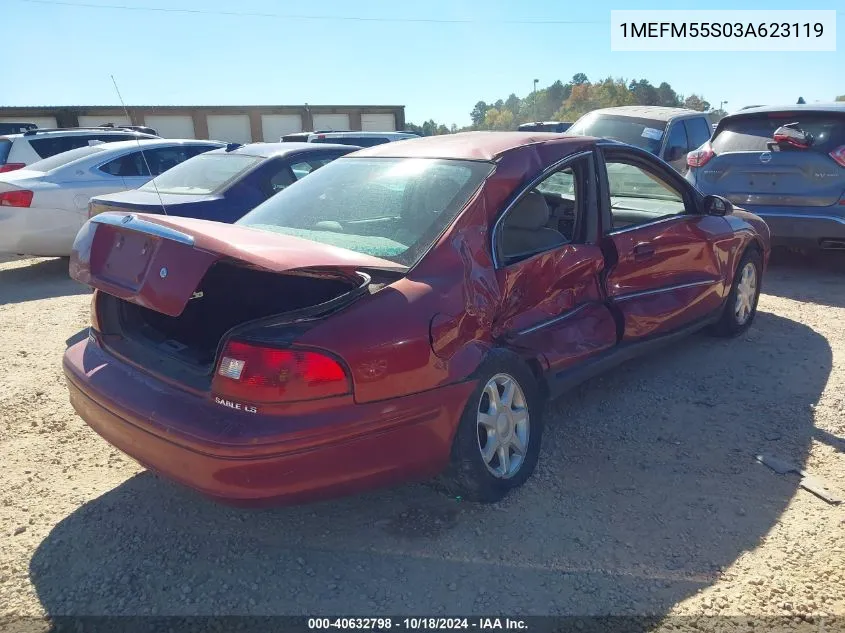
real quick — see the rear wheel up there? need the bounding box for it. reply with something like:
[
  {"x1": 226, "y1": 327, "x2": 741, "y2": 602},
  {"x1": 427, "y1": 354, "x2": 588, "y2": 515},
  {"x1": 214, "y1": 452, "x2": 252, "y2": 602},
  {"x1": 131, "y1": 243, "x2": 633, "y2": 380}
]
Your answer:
[
  {"x1": 712, "y1": 247, "x2": 762, "y2": 337},
  {"x1": 438, "y1": 354, "x2": 544, "y2": 503}
]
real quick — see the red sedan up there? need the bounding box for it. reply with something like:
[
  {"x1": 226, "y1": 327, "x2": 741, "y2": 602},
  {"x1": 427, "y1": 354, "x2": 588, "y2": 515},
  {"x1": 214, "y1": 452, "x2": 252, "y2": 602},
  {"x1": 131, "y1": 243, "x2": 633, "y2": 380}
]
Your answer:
[{"x1": 64, "y1": 132, "x2": 770, "y2": 505}]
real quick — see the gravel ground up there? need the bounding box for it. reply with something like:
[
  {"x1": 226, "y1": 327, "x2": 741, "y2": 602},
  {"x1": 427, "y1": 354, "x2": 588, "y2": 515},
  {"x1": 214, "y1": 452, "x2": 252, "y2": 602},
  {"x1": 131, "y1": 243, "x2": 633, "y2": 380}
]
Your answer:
[{"x1": 1, "y1": 252, "x2": 844, "y2": 630}]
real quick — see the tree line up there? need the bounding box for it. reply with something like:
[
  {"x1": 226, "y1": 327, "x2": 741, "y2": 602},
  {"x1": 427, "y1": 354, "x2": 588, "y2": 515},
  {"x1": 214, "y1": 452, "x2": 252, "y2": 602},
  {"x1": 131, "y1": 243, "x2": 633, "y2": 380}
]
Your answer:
[
  {"x1": 407, "y1": 74, "x2": 845, "y2": 136},
  {"x1": 406, "y1": 74, "x2": 719, "y2": 135}
]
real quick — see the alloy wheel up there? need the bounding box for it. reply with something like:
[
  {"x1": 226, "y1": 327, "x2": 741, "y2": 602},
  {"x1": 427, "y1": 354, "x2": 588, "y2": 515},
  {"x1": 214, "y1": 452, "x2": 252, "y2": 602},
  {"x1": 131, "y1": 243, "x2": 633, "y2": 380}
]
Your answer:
[
  {"x1": 734, "y1": 262, "x2": 758, "y2": 325},
  {"x1": 476, "y1": 373, "x2": 530, "y2": 479}
]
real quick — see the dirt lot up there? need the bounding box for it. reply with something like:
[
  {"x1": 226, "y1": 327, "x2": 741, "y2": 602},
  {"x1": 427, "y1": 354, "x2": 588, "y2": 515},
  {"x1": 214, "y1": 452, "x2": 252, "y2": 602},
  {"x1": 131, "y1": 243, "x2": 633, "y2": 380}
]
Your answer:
[{"x1": 1, "y1": 253, "x2": 844, "y2": 629}]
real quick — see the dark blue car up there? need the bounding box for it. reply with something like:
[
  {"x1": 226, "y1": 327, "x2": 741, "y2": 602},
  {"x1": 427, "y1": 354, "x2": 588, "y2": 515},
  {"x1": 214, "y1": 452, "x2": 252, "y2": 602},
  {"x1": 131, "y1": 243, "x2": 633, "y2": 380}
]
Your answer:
[{"x1": 88, "y1": 142, "x2": 358, "y2": 222}]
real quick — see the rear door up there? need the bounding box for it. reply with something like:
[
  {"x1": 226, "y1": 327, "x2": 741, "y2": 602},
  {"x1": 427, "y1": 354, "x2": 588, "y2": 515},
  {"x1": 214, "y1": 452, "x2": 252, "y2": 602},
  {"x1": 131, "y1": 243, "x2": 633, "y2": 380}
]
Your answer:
[
  {"x1": 492, "y1": 150, "x2": 617, "y2": 374},
  {"x1": 599, "y1": 145, "x2": 729, "y2": 341},
  {"x1": 696, "y1": 111, "x2": 845, "y2": 208}
]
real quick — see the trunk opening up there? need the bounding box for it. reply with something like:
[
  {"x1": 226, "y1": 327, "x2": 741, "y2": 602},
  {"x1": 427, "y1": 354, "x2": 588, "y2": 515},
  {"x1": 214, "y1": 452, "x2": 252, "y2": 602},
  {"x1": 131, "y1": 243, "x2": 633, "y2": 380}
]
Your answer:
[{"x1": 98, "y1": 261, "x2": 371, "y2": 386}]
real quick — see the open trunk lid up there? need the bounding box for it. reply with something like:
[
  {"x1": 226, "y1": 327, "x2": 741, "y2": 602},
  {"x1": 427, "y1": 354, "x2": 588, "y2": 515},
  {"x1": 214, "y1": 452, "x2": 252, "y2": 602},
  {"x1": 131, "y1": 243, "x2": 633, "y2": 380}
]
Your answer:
[{"x1": 70, "y1": 212, "x2": 405, "y2": 317}]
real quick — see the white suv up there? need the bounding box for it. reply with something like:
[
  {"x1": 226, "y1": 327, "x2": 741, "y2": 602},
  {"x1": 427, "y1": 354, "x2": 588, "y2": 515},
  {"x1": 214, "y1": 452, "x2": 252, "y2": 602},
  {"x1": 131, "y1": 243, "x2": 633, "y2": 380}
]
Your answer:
[{"x1": 0, "y1": 127, "x2": 158, "y2": 173}]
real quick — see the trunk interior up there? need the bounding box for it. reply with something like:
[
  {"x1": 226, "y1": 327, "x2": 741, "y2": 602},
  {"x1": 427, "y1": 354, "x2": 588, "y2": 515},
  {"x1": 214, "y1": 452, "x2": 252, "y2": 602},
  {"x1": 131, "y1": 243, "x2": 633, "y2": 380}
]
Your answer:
[{"x1": 99, "y1": 261, "x2": 363, "y2": 382}]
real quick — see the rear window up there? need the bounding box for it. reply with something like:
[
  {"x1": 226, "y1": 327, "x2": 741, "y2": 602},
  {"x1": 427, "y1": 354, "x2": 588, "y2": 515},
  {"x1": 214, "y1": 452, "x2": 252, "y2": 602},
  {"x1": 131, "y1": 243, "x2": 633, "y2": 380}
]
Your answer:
[
  {"x1": 140, "y1": 153, "x2": 262, "y2": 194},
  {"x1": 567, "y1": 113, "x2": 666, "y2": 155},
  {"x1": 712, "y1": 113, "x2": 845, "y2": 154},
  {"x1": 0, "y1": 139, "x2": 10, "y2": 164},
  {"x1": 28, "y1": 133, "x2": 139, "y2": 159},
  {"x1": 239, "y1": 157, "x2": 493, "y2": 267},
  {"x1": 25, "y1": 144, "x2": 108, "y2": 172}
]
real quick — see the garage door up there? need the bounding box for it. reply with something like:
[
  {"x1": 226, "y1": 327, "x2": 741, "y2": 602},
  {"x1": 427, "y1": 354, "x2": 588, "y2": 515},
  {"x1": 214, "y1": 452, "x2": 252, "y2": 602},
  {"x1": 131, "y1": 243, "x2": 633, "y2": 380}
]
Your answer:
[
  {"x1": 361, "y1": 113, "x2": 396, "y2": 131},
  {"x1": 312, "y1": 114, "x2": 350, "y2": 132},
  {"x1": 78, "y1": 115, "x2": 131, "y2": 128},
  {"x1": 261, "y1": 114, "x2": 302, "y2": 141},
  {"x1": 207, "y1": 114, "x2": 252, "y2": 143},
  {"x1": 0, "y1": 116, "x2": 58, "y2": 129},
  {"x1": 143, "y1": 115, "x2": 195, "y2": 139}
]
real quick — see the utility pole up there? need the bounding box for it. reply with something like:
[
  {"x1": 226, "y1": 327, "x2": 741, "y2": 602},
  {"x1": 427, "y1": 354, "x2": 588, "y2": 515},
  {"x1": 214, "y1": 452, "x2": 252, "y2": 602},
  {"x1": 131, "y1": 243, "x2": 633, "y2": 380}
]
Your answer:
[{"x1": 533, "y1": 79, "x2": 539, "y2": 122}]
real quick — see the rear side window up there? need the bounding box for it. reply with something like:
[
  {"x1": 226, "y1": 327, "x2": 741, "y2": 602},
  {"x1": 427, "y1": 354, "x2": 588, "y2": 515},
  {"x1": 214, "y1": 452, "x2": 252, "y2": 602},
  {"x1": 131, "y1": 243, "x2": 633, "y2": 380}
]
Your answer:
[
  {"x1": 27, "y1": 133, "x2": 143, "y2": 158},
  {"x1": 0, "y1": 139, "x2": 10, "y2": 164},
  {"x1": 684, "y1": 117, "x2": 712, "y2": 149},
  {"x1": 99, "y1": 146, "x2": 205, "y2": 178},
  {"x1": 712, "y1": 113, "x2": 845, "y2": 154}
]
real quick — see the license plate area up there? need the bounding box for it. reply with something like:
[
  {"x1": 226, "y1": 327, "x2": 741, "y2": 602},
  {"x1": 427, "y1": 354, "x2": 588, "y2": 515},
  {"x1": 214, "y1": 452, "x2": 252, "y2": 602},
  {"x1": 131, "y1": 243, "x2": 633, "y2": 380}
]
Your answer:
[{"x1": 98, "y1": 227, "x2": 158, "y2": 291}]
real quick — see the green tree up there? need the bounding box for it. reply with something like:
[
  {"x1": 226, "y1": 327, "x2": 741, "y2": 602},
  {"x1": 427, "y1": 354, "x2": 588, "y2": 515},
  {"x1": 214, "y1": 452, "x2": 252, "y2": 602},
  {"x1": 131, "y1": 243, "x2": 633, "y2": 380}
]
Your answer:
[
  {"x1": 797, "y1": 96, "x2": 806, "y2": 104},
  {"x1": 546, "y1": 80, "x2": 568, "y2": 111},
  {"x1": 470, "y1": 101, "x2": 488, "y2": 127},
  {"x1": 572, "y1": 73, "x2": 589, "y2": 85},
  {"x1": 656, "y1": 82, "x2": 681, "y2": 107},
  {"x1": 629, "y1": 79, "x2": 659, "y2": 105},
  {"x1": 683, "y1": 94, "x2": 711, "y2": 111},
  {"x1": 504, "y1": 93, "x2": 521, "y2": 116},
  {"x1": 484, "y1": 108, "x2": 515, "y2": 130},
  {"x1": 436, "y1": 124, "x2": 450, "y2": 135}
]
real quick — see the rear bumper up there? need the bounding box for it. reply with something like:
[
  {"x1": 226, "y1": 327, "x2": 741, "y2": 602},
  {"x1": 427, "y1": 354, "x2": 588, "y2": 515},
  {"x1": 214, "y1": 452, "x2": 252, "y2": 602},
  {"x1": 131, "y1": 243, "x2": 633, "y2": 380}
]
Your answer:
[
  {"x1": 63, "y1": 336, "x2": 474, "y2": 506},
  {"x1": 730, "y1": 206, "x2": 845, "y2": 249},
  {"x1": 0, "y1": 207, "x2": 85, "y2": 256}
]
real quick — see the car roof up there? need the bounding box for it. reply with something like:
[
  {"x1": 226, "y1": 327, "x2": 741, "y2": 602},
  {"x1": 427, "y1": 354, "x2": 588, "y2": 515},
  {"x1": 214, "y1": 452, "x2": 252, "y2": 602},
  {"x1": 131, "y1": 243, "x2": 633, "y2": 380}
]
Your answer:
[
  {"x1": 350, "y1": 131, "x2": 593, "y2": 161},
  {"x1": 207, "y1": 142, "x2": 355, "y2": 158},
  {"x1": 310, "y1": 131, "x2": 418, "y2": 138},
  {"x1": 585, "y1": 106, "x2": 704, "y2": 121},
  {"x1": 722, "y1": 103, "x2": 845, "y2": 118},
  {"x1": 0, "y1": 129, "x2": 157, "y2": 141}
]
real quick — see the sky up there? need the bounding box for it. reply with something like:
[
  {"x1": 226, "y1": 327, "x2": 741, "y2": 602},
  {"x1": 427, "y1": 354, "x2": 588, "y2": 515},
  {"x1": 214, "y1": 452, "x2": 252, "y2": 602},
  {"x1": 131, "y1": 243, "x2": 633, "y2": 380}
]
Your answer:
[{"x1": 1, "y1": 0, "x2": 843, "y2": 127}]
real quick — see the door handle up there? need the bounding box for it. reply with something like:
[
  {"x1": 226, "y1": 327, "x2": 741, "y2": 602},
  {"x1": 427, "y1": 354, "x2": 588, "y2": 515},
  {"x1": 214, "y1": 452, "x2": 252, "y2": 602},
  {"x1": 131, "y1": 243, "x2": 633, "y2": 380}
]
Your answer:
[{"x1": 633, "y1": 243, "x2": 655, "y2": 260}]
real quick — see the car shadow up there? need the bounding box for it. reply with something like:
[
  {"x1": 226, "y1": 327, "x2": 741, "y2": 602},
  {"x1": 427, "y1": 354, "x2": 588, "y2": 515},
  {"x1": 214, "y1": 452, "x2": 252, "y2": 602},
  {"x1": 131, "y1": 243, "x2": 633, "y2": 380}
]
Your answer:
[
  {"x1": 30, "y1": 311, "x2": 827, "y2": 618},
  {"x1": 0, "y1": 257, "x2": 90, "y2": 306},
  {"x1": 764, "y1": 249, "x2": 845, "y2": 308}
]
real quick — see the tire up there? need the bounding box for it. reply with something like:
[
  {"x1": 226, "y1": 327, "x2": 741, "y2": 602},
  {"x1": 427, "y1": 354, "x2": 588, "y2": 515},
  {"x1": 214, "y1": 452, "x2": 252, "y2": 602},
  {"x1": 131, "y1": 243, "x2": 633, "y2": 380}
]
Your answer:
[
  {"x1": 711, "y1": 247, "x2": 762, "y2": 337},
  {"x1": 437, "y1": 352, "x2": 544, "y2": 503}
]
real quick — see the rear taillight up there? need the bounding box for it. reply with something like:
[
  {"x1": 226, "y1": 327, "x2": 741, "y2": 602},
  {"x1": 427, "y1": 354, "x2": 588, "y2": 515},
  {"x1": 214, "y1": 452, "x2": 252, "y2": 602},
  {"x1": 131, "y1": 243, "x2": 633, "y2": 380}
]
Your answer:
[
  {"x1": 687, "y1": 142, "x2": 715, "y2": 168},
  {"x1": 829, "y1": 145, "x2": 845, "y2": 168},
  {"x1": 0, "y1": 163, "x2": 26, "y2": 173},
  {"x1": 0, "y1": 190, "x2": 33, "y2": 207},
  {"x1": 212, "y1": 340, "x2": 350, "y2": 404}
]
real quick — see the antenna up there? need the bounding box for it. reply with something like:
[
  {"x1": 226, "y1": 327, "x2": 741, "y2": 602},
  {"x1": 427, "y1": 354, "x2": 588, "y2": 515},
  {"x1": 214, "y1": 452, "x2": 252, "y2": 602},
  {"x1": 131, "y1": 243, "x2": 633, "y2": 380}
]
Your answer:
[{"x1": 110, "y1": 74, "x2": 167, "y2": 216}]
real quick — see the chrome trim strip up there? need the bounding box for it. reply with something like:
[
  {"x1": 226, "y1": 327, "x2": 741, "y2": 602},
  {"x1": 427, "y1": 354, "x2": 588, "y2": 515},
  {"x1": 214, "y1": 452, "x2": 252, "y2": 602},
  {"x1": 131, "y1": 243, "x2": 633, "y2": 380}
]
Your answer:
[
  {"x1": 511, "y1": 303, "x2": 590, "y2": 338},
  {"x1": 613, "y1": 279, "x2": 717, "y2": 302},
  {"x1": 491, "y1": 150, "x2": 594, "y2": 270},
  {"x1": 607, "y1": 213, "x2": 690, "y2": 236},
  {"x1": 752, "y1": 213, "x2": 845, "y2": 225},
  {"x1": 90, "y1": 213, "x2": 195, "y2": 246}
]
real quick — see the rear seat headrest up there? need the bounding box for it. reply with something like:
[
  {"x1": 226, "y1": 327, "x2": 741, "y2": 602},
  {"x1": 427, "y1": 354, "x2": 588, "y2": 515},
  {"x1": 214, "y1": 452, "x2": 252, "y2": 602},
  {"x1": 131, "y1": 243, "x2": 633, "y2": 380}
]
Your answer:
[{"x1": 505, "y1": 192, "x2": 551, "y2": 230}]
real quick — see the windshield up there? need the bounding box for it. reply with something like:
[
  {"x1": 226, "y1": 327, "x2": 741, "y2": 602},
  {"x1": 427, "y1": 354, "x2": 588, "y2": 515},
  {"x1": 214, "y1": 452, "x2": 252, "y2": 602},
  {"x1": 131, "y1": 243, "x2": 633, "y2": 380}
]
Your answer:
[
  {"x1": 238, "y1": 157, "x2": 493, "y2": 267},
  {"x1": 568, "y1": 113, "x2": 666, "y2": 154},
  {"x1": 25, "y1": 144, "x2": 108, "y2": 172},
  {"x1": 140, "y1": 152, "x2": 263, "y2": 195}
]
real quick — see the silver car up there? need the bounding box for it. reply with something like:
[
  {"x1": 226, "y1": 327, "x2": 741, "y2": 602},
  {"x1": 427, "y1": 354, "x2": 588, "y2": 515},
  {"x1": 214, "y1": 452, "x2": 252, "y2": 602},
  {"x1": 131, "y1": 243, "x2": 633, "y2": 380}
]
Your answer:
[{"x1": 0, "y1": 138, "x2": 223, "y2": 256}]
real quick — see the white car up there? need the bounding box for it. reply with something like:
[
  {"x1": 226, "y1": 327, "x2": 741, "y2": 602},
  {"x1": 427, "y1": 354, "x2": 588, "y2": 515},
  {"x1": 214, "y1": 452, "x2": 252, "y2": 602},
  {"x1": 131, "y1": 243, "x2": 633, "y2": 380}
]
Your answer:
[
  {"x1": 0, "y1": 138, "x2": 223, "y2": 257},
  {"x1": 0, "y1": 127, "x2": 158, "y2": 173}
]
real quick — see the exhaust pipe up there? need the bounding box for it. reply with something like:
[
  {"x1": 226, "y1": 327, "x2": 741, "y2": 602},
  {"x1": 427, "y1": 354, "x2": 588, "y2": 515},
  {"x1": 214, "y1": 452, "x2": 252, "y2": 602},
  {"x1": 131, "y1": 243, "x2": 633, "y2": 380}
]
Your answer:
[{"x1": 819, "y1": 239, "x2": 845, "y2": 250}]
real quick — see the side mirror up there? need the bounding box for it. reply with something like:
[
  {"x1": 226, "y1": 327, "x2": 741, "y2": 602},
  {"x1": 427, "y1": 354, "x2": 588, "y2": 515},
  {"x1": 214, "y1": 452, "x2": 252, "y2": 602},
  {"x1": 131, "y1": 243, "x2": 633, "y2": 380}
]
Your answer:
[
  {"x1": 703, "y1": 194, "x2": 733, "y2": 216},
  {"x1": 665, "y1": 145, "x2": 685, "y2": 162}
]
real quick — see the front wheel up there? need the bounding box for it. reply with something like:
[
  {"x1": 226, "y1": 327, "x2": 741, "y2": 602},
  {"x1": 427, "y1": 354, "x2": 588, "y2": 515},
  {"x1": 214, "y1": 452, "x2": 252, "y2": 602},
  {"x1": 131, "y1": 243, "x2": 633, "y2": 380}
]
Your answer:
[
  {"x1": 711, "y1": 248, "x2": 762, "y2": 337},
  {"x1": 438, "y1": 355, "x2": 544, "y2": 503}
]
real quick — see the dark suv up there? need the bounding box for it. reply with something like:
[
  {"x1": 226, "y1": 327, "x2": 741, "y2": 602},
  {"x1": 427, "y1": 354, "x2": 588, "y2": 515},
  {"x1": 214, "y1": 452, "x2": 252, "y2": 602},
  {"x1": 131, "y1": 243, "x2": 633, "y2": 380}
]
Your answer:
[
  {"x1": 567, "y1": 106, "x2": 713, "y2": 174},
  {"x1": 687, "y1": 104, "x2": 845, "y2": 251}
]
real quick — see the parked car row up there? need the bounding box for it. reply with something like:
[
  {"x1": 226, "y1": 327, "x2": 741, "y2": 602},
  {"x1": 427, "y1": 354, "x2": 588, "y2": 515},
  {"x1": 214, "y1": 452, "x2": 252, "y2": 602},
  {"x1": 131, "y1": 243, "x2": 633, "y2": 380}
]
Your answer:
[
  {"x1": 62, "y1": 130, "x2": 770, "y2": 507},
  {"x1": 567, "y1": 102, "x2": 845, "y2": 251}
]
